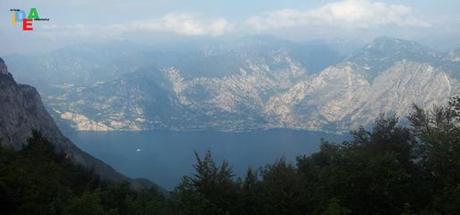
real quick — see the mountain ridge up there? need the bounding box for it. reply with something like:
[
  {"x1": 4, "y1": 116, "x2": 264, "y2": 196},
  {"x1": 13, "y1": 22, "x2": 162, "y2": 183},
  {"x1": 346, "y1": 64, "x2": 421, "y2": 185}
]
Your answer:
[{"x1": 3, "y1": 36, "x2": 460, "y2": 133}]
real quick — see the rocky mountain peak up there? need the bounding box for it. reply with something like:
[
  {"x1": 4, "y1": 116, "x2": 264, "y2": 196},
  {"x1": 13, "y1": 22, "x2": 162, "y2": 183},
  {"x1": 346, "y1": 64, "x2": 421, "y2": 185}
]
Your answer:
[
  {"x1": 365, "y1": 37, "x2": 425, "y2": 52},
  {"x1": 351, "y1": 37, "x2": 436, "y2": 61},
  {"x1": 346, "y1": 37, "x2": 440, "y2": 80}
]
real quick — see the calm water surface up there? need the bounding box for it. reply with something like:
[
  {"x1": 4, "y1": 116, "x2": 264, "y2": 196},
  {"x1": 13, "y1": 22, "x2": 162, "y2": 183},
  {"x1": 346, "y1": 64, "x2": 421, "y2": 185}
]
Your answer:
[{"x1": 65, "y1": 129, "x2": 347, "y2": 190}]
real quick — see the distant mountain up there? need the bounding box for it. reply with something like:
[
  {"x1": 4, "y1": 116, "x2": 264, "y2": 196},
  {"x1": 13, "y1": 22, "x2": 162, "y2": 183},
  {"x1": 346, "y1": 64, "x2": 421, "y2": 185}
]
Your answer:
[
  {"x1": 0, "y1": 58, "x2": 156, "y2": 188},
  {"x1": 3, "y1": 37, "x2": 460, "y2": 132},
  {"x1": 449, "y1": 49, "x2": 460, "y2": 62},
  {"x1": 347, "y1": 37, "x2": 460, "y2": 80},
  {"x1": 4, "y1": 41, "x2": 151, "y2": 91}
]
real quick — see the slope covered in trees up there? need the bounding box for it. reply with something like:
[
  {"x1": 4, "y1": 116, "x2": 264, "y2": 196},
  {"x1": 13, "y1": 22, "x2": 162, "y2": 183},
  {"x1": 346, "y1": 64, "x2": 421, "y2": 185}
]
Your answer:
[
  {"x1": 0, "y1": 131, "x2": 170, "y2": 215},
  {"x1": 2, "y1": 97, "x2": 460, "y2": 214}
]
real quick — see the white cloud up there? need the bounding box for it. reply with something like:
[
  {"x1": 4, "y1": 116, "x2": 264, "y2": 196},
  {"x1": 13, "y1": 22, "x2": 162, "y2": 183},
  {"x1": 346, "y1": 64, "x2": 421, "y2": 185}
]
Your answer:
[
  {"x1": 246, "y1": 0, "x2": 431, "y2": 31},
  {"x1": 35, "y1": 0, "x2": 431, "y2": 42},
  {"x1": 39, "y1": 13, "x2": 233, "y2": 39},
  {"x1": 128, "y1": 13, "x2": 232, "y2": 36}
]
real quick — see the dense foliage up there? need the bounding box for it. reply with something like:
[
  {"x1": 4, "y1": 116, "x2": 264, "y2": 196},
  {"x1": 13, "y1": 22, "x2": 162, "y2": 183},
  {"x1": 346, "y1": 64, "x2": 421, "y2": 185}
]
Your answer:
[
  {"x1": 2, "y1": 97, "x2": 460, "y2": 214},
  {"x1": 0, "y1": 131, "x2": 170, "y2": 215}
]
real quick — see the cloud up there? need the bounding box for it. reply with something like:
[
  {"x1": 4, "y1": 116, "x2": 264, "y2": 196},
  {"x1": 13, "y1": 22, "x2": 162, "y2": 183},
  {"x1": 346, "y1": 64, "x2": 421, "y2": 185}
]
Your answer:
[
  {"x1": 34, "y1": 0, "x2": 431, "y2": 42},
  {"x1": 246, "y1": 0, "x2": 431, "y2": 31},
  {"x1": 39, "y1": 13, "x2": 233, "y2": 40},
  {"x1": 128, "y1": 13, "x2": 232, "y2": 36}
]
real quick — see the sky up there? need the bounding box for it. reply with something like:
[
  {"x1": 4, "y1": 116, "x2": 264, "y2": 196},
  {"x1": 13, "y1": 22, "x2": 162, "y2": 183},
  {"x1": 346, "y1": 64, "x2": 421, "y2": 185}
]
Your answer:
[{"x1": 1, "y1": 0, "x2": 460, "y2": 55}]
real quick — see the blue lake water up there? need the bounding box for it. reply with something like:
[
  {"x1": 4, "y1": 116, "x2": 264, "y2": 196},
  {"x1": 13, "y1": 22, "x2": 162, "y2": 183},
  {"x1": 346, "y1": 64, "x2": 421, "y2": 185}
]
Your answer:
[{"x1": 65, "y1": 129, "x2": 347, "y2": 190}]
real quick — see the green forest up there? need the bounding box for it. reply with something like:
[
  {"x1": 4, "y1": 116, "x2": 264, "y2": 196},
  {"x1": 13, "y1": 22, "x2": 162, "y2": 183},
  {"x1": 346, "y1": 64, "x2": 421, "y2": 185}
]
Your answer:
[{"x1": 2, "y1": 97, "x2": 460, "y2": 215}]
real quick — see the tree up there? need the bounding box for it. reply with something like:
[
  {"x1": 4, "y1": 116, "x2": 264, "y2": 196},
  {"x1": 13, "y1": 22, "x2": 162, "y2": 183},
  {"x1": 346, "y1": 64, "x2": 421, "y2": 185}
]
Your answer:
[
  {"x1": 176, "y1": 151, "x2": 240, "y2": 215},
  {"x1": 259, "y1": 159, "x2": 307, "y2": 215},
  {"x1": 320, "y1": 198, "x2": 351, "y2": 215},
  {"x1": 238, "y1": 168, "x2": 263, "y2": 215},
  {"x1": 65, "y1": 192, "x2": 107, "y2": 215},
  {"x1": 296, "y1": 115, "x2": 423, "y2": 214},
  {"x1": 409, "y1": 97, "x2": 460, "y2": 213}
]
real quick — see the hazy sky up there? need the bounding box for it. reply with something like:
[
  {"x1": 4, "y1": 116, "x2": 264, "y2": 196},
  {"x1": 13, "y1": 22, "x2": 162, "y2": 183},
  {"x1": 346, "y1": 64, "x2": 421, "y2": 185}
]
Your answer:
[{"x1": 1, "y1": 0, "x2": 460, "y2": 55}]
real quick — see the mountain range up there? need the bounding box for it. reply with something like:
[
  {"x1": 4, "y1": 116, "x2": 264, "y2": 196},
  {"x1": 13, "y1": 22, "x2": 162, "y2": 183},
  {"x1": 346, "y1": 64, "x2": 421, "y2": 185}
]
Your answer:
[{"x1": 4, "y1": 36, "x2": 460, "y2": 133}]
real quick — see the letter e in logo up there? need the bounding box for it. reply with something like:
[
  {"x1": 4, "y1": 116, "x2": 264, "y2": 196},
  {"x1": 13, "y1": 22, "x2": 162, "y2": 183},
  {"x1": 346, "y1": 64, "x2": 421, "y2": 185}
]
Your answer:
[{"x1": 23, "y1": 19, "x2": 33, "y2": 31}]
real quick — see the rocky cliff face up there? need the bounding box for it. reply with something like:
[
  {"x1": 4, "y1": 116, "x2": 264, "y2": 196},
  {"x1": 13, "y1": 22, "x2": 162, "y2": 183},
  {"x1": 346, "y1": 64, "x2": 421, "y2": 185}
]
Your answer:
[
  {"x1": 0, "y1": 58, "x2": 150, "y2": 187},
  {"x1": 265, "y1": 60, "x2": 458, "y2": 131}
]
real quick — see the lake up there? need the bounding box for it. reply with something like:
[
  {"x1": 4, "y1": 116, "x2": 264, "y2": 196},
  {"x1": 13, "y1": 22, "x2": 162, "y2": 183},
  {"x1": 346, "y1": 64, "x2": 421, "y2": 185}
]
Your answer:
[{"x1": 65, "y1": 129, "x2": 347, "y2": 190}]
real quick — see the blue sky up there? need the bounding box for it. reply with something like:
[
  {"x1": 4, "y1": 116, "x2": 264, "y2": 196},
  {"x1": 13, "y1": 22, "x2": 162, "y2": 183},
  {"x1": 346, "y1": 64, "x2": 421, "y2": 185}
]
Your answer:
[{"x1": 1, "y1": 0, "x2": 460, "y2": 55}]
